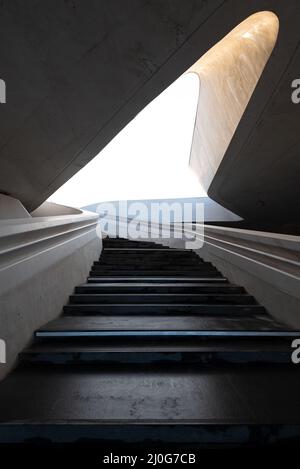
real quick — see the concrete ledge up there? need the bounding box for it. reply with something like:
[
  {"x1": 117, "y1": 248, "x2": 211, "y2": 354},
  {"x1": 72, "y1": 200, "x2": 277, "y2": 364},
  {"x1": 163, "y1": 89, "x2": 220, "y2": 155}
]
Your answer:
[{"x1": 194, "y1": 225, "x2": 300, "y2": 327}]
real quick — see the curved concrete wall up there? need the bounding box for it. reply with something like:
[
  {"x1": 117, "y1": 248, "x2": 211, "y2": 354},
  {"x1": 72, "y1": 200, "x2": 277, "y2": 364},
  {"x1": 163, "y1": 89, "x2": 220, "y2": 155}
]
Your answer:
[
  {"x1": 0, "y1": 1, "x2": 299, "y2": 217},
  {"x1": 0, "y1": 0, "x2": 225, "y2": 212},
  {"x1": 0, "y1": 2, "x2": 299, "y2": 223},
  {"x1": 189, "y1": 12, "x2": 279, "y2": 194}
]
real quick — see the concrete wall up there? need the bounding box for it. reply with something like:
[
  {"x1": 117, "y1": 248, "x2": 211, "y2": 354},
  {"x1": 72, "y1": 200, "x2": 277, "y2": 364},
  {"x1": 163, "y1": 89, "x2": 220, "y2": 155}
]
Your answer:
[
  {"x1": 0, "y1": 209, "x2": 101, "y2": 381},
  {"x1": 0, "y1": 194, "x2": 30, "y2": 220},
  {"x1": 189, "y1": 12, "x2": 279, "y2": 193},
  {"x1": 0, "y1": 0, "x2": 224, "y2": 211},
  {"x1": 206, "y1": 5, "x2": 300, "y2": 223},
  {"x1": 197, "y1": 247, "x2": 300, "y2": 329},
  {"x1": 0, "y1": 0, "x2": 299, "y2": 222}
]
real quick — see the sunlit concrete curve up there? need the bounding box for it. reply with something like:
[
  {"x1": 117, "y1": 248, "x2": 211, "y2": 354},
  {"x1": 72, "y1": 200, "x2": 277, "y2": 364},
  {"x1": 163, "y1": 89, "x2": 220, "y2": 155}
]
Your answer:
[{"x1": 188, "y1": 11, "x2": 279, "y2": 195}]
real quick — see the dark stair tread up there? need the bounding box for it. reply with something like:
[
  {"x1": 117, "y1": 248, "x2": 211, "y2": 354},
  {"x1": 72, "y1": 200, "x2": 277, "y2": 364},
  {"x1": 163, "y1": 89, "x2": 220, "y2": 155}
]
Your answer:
[
  {"x1": 96, "y1": 261, "x2": 205, "y2": 266},
  {"x1": 63, "y1": 304, "x2": 266, "y2": 315},
  {"x1": 77, "y1": 282, "x2": 238, "y2": 287},
  {"x1": 99, "y1": 251, "x2": 200, "y2": 256},
  {"x1": 91, "y1": 266, "x2": 219, "y2": 269},
  {"x1": 1, "y1": 365, "x2": 300, "y2": 425},
  {"x1": 69, "y1": 293, "x2": 256, "y2": 305},
  {"x1": 20, "y1": 342, "x2": 294, "y2": 365},
  {"x1": 103, "y1": 243, "x2": 171, "y2": 249},
  {"x1": 90, "y1": 270, "x2": 220, "y2": 274},
  {"x1": 75, "y1": 283, "x2": 243, "y2": 294},
  {"x1": 101, "y1": 250, "x2": 197, "y2": 253},
  {"x1": 90, "y1": 269, "x2": 219, "y2": 274},
  {"x1": 87, "y1": 276, "x2": 228, "y2": 283},
  {"x1": 22, "y1": 339, "x2": 293, "y2": 354},
  {"x1": 103, "y1": 247, "x2": 188, "y2": 251},
  {"x1": 37, "y1": 315, "x2": 291, "y2": 333},
  {"x1": 89, "y1": 271, "x2": 223, "y2": 277},
  {"x1": 99, "y1": 251, "x2": 201, "y2": 254}
]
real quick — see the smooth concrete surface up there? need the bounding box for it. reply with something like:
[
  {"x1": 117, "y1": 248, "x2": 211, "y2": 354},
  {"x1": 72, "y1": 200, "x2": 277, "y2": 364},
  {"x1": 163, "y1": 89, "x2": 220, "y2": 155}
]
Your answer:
[
  {"x1": 0, "y1": 194, "x2": 30, "y2": 220},
  {"x1": 189, "y1": 12, "x2": 278, "y2": 194},
  {"x1": 0, "y1": 210, "x2": 101, "y2": 381},
  {"x1": 0, "y1": 1, "x2": 299, "y2": 222},
  {"x1": 31, "y1": 201, "x2": 82, "y2": 217},
  {"x1": 206, "y1": 6, "x2": 300, "y2": 223},
  {"x1": 198, "y1": 231, "x2": 300, "y2": 327},
  {"x1": 197, "y1": 250, "x2": 300, "y2": 330},
  {"x1": 0, "y1": 0, "x2": 223, "y2": 211}
]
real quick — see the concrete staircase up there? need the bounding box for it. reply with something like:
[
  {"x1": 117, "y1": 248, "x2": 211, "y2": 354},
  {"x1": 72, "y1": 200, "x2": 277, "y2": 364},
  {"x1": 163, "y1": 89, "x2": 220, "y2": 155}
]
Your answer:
[{"x1": 0, "y1": 237, "x2": 300, "y2": 447}]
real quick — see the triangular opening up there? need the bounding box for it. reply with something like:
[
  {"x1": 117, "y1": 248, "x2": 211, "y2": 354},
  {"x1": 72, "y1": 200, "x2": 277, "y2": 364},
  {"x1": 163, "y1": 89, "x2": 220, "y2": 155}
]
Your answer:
[{"x1": 48, "y1": 72, "x2": 204, "y2": 208}]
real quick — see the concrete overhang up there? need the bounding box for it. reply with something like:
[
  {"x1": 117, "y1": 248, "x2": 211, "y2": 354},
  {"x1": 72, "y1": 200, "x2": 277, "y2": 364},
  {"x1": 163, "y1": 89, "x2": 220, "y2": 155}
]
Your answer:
[{"x1": 0, "y1": 1, "x2": 299, "y2": 222}]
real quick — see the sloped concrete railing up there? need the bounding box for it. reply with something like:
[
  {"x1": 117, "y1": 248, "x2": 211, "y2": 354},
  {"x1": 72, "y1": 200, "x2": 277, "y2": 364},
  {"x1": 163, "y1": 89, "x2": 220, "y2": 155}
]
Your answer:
[
  {"x1": 0, "y1": 213, "x2": 98, "y2": 294},
  {"x1": 0, "y1": 210, "x2": 101, "y2": 380},
  {"x1": 192, "y1": 225, "x2": 300, "y2": 327},
  {"x1": 195, "y1": 225, "x2": 300, "y2": 290},
  {"x1": 107, "y1": 216, "x2": 300, "y2": 327}
]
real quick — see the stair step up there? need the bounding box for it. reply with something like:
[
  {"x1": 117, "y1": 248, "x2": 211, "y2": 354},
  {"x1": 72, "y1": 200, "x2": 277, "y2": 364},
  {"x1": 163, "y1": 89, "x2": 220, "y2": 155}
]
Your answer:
[
  {"x1": 100, "y1": 250, "x2": 198, "y2": 256},
  {"x1": 89, "y1": 270, "x2": 223, "y2": 277},
  {"x1": 103, "y1": 247, "x2": 187, "y2": 252},
  {"x1": 100, "y1": 246, "x2": 196, "y2": 252},
  {"x1": 37, "y1": 315, "x2": 292, "y2": 337},
  {"x1": 1, "y1": 364, "x2": 300, "y2": 447},
  {"x1": 75, "y1": 283, "x2": 243, "y2": 294},
  {"x1": 36, "y1": 330, "x2": 300, "y2": 340},
  {"x1": 101, "y1": 249, "x2": 199, "y2": 254},
  {"x1": 87, "y1": 276, "x2": 228, "y2": 283},
  {"x1": 92, "y1": 263, "x2": 215, "y2": 270},
  {"x1": 96, "y1": 259, "x2": 205, "y2": 266},
  {"x1": 63, "y1": 304, "x2": 266, "y2": 315},
  {"x1": 103, "y1": 242, "x2": 168, "y2": 249},
  {"x1": 69, "y1": 293, "x2": 257, "y2": 305},
  {"x1": 21, "y1": 339, "x2": 293, "y2": 365},
  {"x1": 91, "y1": 267, "x2": 218, "y2": 274}
]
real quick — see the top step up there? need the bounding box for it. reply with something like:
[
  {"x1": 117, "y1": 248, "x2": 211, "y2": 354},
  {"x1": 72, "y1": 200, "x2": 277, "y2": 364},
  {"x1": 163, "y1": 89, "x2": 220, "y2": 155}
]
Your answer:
[
  {"x1": 103, "y1": 239, "x2": 176, "y2": 249},
  {"x1": 103, "y1": 247, "x2": 187, "y2": 252}
]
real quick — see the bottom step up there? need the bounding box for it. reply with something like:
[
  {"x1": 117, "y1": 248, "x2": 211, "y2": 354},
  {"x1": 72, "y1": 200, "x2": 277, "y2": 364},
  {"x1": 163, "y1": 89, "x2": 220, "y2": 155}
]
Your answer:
[
  {"x1": 0, "y1": 364, "x2": 300, "y2": 446},
  {"x1": 0, "y1": 422, "x2": 299, "y2": 447}
]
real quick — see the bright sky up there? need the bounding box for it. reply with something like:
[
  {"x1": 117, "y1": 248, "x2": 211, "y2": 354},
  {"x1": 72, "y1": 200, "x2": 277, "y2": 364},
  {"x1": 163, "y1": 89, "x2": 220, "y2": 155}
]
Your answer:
[{"x1": 48, "y1": 72, "x2": 206, "y2": 208}]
